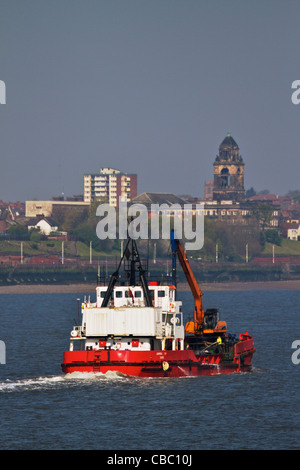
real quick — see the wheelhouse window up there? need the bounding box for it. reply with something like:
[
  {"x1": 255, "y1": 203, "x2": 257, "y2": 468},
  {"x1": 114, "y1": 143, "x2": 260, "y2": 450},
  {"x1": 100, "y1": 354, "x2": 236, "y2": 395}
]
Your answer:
[{"x1": 157, "y1": 290, "x2": 165, "y2": 297}]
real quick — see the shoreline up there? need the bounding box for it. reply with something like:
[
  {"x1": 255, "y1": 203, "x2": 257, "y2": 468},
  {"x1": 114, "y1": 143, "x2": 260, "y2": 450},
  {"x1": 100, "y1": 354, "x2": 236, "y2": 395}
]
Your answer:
[{"x1": 0, "y1": 279, "x2": 300, "y2": 294}]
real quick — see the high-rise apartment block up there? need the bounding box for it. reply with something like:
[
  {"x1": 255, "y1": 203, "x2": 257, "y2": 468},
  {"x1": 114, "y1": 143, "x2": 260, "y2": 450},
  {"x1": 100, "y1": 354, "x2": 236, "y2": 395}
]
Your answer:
[{"x1": 83, "y1": 168, "x2": 137, "y2": 206}]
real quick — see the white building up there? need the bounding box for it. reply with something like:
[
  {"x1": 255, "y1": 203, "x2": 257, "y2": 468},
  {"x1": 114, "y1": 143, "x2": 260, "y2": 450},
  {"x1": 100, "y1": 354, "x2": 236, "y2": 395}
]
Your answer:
[
  {"x1": 287, "y1": 224, "x2": 300, "y2": 241},
  {"x1": 84, "y1": 168, "x2": 137, "y2": 206},
  {"x1": 27, "y1": 217, "x2": 58, "y2": 236}
]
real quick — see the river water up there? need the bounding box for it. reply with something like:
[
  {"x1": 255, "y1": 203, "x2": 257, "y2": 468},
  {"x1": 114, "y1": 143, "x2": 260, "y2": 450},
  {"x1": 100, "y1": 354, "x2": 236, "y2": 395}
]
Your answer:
[{"x1": 0, "y1": 288, "x2": 299, "y2": 450}]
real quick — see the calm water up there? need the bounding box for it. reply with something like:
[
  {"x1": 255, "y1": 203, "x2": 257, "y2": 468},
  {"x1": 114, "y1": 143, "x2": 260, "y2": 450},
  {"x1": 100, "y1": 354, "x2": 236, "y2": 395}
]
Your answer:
[{"x1": 0, "y1": 287, "x2": 299, "y2": 450}]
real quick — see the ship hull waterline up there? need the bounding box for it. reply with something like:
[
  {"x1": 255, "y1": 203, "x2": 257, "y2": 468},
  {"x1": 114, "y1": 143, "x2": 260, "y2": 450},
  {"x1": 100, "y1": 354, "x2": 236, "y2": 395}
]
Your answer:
[{"x1": 61, "y1": 345, "x2": 255, "y2": 378}]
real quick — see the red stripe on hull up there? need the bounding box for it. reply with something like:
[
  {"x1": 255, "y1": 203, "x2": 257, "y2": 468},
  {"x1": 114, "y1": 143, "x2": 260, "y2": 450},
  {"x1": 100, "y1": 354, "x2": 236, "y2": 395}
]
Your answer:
[{"x1": 61, "y1": 347, "x2": 255, "y2": 378}]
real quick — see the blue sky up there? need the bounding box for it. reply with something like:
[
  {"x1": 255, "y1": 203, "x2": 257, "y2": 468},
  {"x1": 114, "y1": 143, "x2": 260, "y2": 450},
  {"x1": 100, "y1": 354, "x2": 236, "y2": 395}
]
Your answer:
[{"x1": 1, "y1": 0, "x2": 299, "y2": 201}]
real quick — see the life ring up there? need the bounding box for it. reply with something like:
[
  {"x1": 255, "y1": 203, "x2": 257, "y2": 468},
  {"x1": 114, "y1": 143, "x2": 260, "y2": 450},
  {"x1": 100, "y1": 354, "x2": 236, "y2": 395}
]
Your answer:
[
  {"x1": 162, "y1": 361, "x2": 169, "y2": 371},
  {"x1": 170, "y1": 316, "x2": 179, "y2": 325},
  {"x1": 70, "y1": 330, "x2": 78, "y2": 337}
]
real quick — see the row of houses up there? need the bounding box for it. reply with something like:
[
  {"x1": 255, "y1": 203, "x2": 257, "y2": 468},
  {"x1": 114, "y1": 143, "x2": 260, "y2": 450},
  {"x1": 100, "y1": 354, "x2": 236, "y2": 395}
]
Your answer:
[
  {"x1": 247, "y1": 193, "x2": 300, "y2": 240},
  {"x1": 1, "y1": 190, "x2": 300, "y2": 241},
  {"x1": 2, "y1": 136, "x2": 300, "y2": 240}
]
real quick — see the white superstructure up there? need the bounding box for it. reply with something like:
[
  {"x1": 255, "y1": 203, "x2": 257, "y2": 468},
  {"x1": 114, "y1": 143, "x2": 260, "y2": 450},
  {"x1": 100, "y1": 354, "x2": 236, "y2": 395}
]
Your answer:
[{"x1": 69, "y1": 284, "x2": 185, "y2": 353}]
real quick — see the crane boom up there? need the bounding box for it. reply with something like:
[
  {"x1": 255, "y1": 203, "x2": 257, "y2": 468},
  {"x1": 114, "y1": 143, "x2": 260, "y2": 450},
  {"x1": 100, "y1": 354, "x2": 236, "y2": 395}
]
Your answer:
[
  {"x1": 170, "y1": 230, "x2": 227, "y2": 336},
  {"x1": 170, "y1": 231, "x2": 204, "y2": 334}
]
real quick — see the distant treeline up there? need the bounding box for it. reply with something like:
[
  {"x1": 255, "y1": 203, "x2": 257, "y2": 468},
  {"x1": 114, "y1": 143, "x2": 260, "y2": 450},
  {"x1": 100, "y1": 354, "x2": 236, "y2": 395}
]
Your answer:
[{"x1": 4, "y1": 200, "x2": 283, "y2": 262}]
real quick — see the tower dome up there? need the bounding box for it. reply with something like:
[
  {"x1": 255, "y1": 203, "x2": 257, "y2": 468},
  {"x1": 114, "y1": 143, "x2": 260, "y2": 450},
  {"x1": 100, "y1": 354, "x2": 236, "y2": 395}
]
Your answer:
[
  {"x1": 216, "y1": 133, "x2": 243, "y2": 164},
  {"x1": 219, "y1": 132, "x2": 239, "y2": 149}
]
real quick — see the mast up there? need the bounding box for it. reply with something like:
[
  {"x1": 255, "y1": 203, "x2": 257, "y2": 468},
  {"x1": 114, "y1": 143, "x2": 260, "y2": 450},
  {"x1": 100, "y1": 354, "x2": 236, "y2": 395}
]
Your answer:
[
  {"x1": 170, "y1": 230, "x2": 177, "y2": 299},
  {"x1": 129, "y1": 238, "x2": 152, "y2": 307},
  {"x1": 101, "y1": 236, "x2": 153, "y2": 308}
]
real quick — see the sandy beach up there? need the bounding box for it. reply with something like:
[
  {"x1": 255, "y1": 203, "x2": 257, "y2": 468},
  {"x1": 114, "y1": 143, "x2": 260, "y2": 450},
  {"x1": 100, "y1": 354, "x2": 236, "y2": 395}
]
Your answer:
[{"x1": 0, "y1": 279, "x2": 300, "y2": 294}]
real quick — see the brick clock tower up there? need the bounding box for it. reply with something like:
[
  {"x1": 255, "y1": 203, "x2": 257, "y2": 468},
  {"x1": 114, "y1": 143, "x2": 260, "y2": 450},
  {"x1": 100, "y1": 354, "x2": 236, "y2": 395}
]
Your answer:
[{"x1": 213, "y1": 133, "x2": 245, "y2": 202}]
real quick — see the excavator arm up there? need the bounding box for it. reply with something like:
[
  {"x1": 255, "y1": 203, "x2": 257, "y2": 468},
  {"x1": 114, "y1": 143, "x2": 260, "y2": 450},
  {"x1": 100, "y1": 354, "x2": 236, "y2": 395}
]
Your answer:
[
  {"x1": 170, "y1": 231, "x2": 226, "y2": 336},
  {"x1": 171, "y1": 231, "x2": 204, "y2": 334}
]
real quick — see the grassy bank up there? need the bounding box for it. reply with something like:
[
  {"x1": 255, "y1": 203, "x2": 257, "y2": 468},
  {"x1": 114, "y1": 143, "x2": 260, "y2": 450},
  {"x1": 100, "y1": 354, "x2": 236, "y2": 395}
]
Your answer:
[
  {"x1": 1, "y1": 238, "x2": 300, "y2": 287},
  {"x1": 2, "y1": 238, "x2": 300, "y2": 260},
  {"x1": 263, "y1": 240, "x2": 300, "y2": 256},
  {"x1": 0, "y1": 240, "x2": 121, "y2": 259}
]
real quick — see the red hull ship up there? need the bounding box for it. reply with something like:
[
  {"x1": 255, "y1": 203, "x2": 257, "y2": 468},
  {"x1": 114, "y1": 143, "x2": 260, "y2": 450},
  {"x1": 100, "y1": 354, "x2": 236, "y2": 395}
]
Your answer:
[{"x1": 61, "y1": 234, "x2": 255, "y2": 378}]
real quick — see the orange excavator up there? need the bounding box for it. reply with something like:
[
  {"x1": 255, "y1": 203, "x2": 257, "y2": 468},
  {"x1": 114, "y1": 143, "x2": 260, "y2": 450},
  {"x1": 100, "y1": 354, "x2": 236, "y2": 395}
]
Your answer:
[{"x1": 171, "y1": 231, "x2": 227, "y2": 336}]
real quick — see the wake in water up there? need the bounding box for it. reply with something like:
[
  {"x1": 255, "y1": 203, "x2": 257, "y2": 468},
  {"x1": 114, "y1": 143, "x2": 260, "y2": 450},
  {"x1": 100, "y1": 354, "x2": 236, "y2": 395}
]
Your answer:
[
  {"x1": 0, "y1": 371, "x2": 130, "y2": 392},
  {"x1": 0, "y1": 366, "x2": 261, "y2": 392},
  {"x1": 0, "y1": 375, "x2": 65, "y2": 392},
  {"x1": 64, "y1": 370, "x2": 130, "y2": 381}
]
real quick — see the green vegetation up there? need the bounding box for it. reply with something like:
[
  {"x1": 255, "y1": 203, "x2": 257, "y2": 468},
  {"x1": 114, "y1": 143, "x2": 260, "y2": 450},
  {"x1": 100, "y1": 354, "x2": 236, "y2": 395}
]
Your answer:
[
  {"x1": 6, "y1": 224, "x2": 29, "y2": 239},
  {"x1": 263, "y1": 239, "x2": 300, "y2": 256},
  {"x1": 188, "y1": 218, "x2": 263, "y2": 262},
  {"x1": 2, "y1": 198, "x2": 300, "y2": 263},
  {"x1": 2, "y1": 233, "x2": 299, "y2": 263},
  {"x1": 0, "y1": 240, "x2": 120, "y2": 259},
  {"x1": 264, "y1": 229, "x2": 281, "y2": 246},
  {"x1": 3, "y1": 196, "x2": 300, "y2": 285}
]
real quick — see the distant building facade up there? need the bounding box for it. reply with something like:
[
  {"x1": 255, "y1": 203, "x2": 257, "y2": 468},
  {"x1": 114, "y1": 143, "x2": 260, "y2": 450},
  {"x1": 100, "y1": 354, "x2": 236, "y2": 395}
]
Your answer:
[
  {"x1": 132, "y1": 192, "x2": 186, "y2": 207},
  {"x1": 204, "y1": 181, "x2": 213, "y2": 201},
  {"x1": 213, "y1": 133, "x2": 245, "y2": 202},
  {"x1": 25, "y1": 200, "x2": 89, "y2": 218},
  {"x1": 84, "y1": 168, "x2": 137, "y2": 206},
  {"x1": 280, "y1": 221, "x2": 300, "y2": 240},
  {"x1": 202, "y1": 134, "x2": 279, "y2": 228}
]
